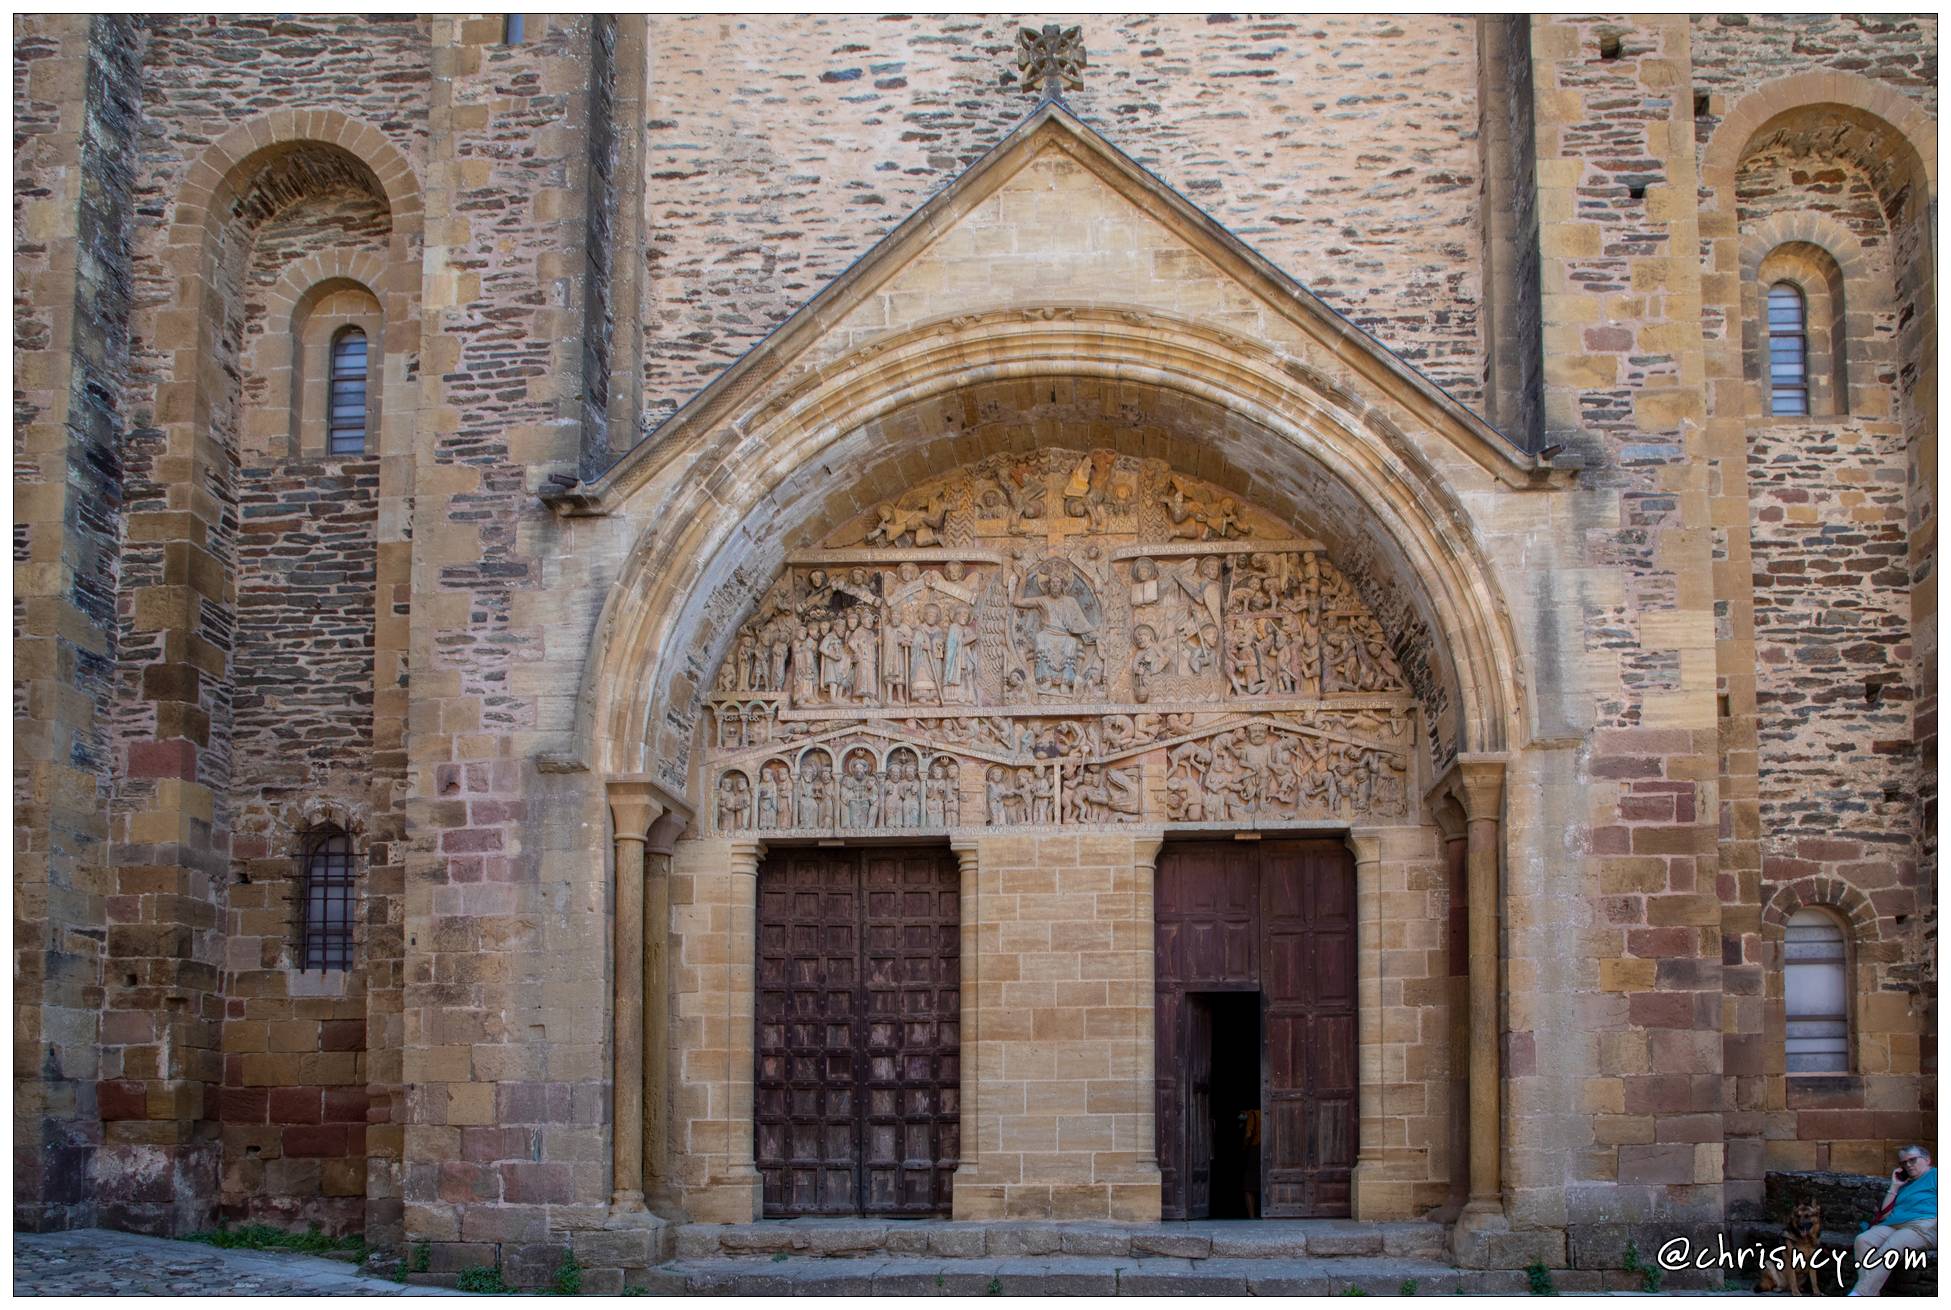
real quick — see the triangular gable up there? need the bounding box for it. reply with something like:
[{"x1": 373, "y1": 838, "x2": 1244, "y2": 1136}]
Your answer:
[{"x1": 553, "y1": 99, "x2": 1543, "y2": 512}]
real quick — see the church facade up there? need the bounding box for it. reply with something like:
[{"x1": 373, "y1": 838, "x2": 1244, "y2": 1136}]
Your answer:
[{"x1": 13, "y1": 13, "x2": 1935, "y2": 1287}]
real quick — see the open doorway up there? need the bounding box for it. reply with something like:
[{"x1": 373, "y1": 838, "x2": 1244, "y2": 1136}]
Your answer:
[{"x1": 1186, "y1": 991, "x2": 1263, "y2": 1220}]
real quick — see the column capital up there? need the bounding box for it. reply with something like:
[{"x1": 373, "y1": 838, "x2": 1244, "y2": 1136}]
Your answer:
[
  {"x1": 1426, "y1": 753, "x2": 1507, "y2": 824},
  {"x1": 1344, "y1": 828, "x2": 1385, "y2": 866},
  {"x1": 1129, "y1": 829, "x2": 1166, "y2": 871},
  {"x1": 607, "y1": 775, "x2": 691, "y2": 845},
  {"x1": 949, "y1": 839, "x2": 981, "y2": 875},
  {"x1": 724, "y1": 839, "x2": 767, "y2": 873},
  {"x1": 645, "y1": 809, "x2": 688, "y2": 857}
]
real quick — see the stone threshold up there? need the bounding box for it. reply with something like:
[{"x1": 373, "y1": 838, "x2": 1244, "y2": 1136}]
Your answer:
[
  {"x1": 673, "y1": 1217, "x2": 1450, "y2": 1263},
  {"x1": 641, "y1": 1253, "x2": 1526, "y2": 1296}
]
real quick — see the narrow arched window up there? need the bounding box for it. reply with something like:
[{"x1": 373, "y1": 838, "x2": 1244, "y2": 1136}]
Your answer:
[
  {"x1": 1784, "y1": 907, "x2": 1849, "y2": 1073},
  {"x1": 327, "y1": 327, "x2": 369, "y2": 454},
  {"x1": 299, "y1": 826, "x2": 357, "y2": 971},
  {"x1": 1767, "y1": 282, "x2": 1810, "y2": 416}
]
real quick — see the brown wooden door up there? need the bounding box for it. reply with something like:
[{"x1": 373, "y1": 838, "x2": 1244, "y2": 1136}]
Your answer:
[
  {"x1": 1156, "y1": 839, "x2": 1356, "y2": 1219},
  {"x1": 755, "y1": 846, "x2": 958, "y2": 1217},
  {"x1": 1184, "y1": 996, "x2": 1215, "y2": 1219},
  {"x1": 1261, "y1": 841, "x2": 1357, "y2": 1217}
]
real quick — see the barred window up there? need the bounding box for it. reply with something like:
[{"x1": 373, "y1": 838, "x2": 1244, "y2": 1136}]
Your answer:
[
  {"x1": 300, "y1": 827, "x2": 357, "y2": 971},
  {"x1": 327, "y1": 327, "x2": 369, "y2": 454},
  {"x1": 1784, "y1": 907, "x2": 1849, "y2": 1073},
  {"x1": 1767, "y1": 282, "x2": 1810, "y2": 416}
]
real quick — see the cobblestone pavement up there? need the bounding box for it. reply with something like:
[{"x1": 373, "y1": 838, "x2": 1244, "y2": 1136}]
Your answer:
[{"x1": 14, "y1": 1228, "x2": 467, "y2": 1297}]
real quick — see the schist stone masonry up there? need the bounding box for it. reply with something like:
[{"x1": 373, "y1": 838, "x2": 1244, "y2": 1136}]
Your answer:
[{"x1": 13, "y1": 12, "x2": 1936, "y2": 1293}]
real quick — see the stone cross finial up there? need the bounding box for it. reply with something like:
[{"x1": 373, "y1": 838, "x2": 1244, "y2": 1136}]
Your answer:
[{"x1": 1017, "y1": 23, "x2": 1086, "y2": 101}]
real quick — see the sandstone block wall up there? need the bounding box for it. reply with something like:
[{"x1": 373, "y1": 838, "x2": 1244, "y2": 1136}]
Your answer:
[
  {"x1": 638, "y1": 13, "x2": 1489, "y2": 428},
  {"x1": 8, "y1": 14, "x2": 1936, "y2": 1289}
]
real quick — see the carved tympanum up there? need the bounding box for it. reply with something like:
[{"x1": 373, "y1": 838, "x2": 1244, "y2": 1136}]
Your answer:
[{"x1": 700, "y1": 449, "x2": 1414, "y2": 833}]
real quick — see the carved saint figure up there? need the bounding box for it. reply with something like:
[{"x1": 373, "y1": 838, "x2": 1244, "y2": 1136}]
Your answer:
[
  {"x1": 882, "y1": 611, "x2": 912, "y2": 705},
  {"x1": 941, "y1": 604, "x2": 979, "y2": 705},
  {"x1": 716, "y1": 771, "x2": 750, "y2": 832},
  {"x1": 756, "y1": 761, "x2": 788, "y2": 829},
  {"x1": 819, "y1": 621, "x2": 850, "y2": 703},
  {"x1": 845, "y1": 608, "x2": 880, "y2": 705},
  {"x1": 986, "y1": 766, "x2": 1013, "y2": 826},
  {"x1": 909, "y1": 602, "x2": 945, "y2": 705},
  {"x1": 841, "y1": 754, "x2": 879, "y2": 828},
  {"x1": 892, "y1": 756, "x2": 923, "y2": 827},
  {"x1": 791, "y1": 623, "x2": 819, "y2": 705}
]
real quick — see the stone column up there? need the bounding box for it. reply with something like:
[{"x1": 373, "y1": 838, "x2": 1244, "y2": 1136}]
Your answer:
[
  {"x1": 950, "y1": 840, "x2": 982, "y2": 1206},
  {"x1": 1131, "y1": 833, "x2": 1165, "y2": 1199},
  {"x1": 721, "y1": 839, "x2": 768, "y2": 1216},
  {"x1": 1346, "y1": 828, "x2": 1387, "y2": 1218},
  {"x1": 1448, "y1": 757, "x2": 1509, "y2": 1262},
  {"x1": 606, "y1": 781, "x2": 664, "y2": 1212},
  {"x1": 1434, "y1": 800, "x2": 1471, "y2": 1209},
  {"x1": 642, "y1": 807, "x2": 688, "y2": 1214}
]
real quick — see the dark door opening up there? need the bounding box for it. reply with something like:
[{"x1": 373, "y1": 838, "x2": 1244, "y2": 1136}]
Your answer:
[{"x1": 1192, "y1": 991, "x2": 1263, "y2": 1220}]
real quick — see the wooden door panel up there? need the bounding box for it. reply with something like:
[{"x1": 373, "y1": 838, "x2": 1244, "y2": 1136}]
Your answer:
[
  {"x1": 1185, "y1": 996, "x2": 1215, "y2": 1219},
  {"x1": 1159, "y1": 839, "x2": 1357, "y2": 1220},
  {"x1": 757, "y1": 847, "x2": 958, "y2": 1217}
]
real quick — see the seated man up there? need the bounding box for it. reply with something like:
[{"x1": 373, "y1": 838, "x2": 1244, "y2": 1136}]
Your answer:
[{"x1": 1850, "y1": 1144, "x2": 1936, "y2": 1296}]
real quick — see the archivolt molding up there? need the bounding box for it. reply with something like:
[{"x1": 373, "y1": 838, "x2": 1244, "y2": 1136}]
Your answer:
[
  {"x1": 1701, "y1": 69, "x2": 1935, "y2": 202},
  {"x1": 575, "y1": 309, "x2": 1535, "y2": 794},
  {"x1": 1760, "y1": 877, "x2": 1881, "y2": 944},
  {"x1": 1737, "y1": 211, "x2": 1872, "y2": 287}
]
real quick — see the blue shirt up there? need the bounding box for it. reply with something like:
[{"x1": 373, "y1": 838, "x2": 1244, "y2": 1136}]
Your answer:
[{"x1": 1886, "y1": 1167, "x2": 1937, "y2": 1227}]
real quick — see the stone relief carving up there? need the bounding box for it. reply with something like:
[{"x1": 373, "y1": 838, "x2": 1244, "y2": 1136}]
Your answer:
[{"x1": 699, "y1": 449, "x2": 1415, "y2": 834}]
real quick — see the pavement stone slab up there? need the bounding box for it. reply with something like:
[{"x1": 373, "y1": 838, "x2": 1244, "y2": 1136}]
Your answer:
[{"x1": 15, "y1": 1229, "x2": 467, "y2": 1297}]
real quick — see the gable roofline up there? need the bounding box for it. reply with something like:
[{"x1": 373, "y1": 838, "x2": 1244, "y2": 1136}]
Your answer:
[{"x1": 551, "y1": 99, "x2": 1551, "y2": 515}]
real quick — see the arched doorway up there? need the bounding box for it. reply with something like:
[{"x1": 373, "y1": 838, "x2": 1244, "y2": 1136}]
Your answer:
[{"x1": 574, "y1": 309, "x2": 1531, "y2": 1226}]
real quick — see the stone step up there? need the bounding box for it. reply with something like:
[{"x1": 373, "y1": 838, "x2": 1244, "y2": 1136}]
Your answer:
[
  {"x1": 672, "y1": 1218, "x2": 1450, "y2": 1263},
  {"x1": 641, "y1": 1254, "x2": 1526, "y2": 1297}
]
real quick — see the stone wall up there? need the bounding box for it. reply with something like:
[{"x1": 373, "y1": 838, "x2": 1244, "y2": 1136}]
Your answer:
[
  {"x1": 1687, "y1": 9, "x2": 1936, "y2": 1216},
  {"x1": 638, "y1": 13, "x2": 1488, "y2": 429},
  {"x1": 219, "y1": 456, "x2": 382, "y2": 1233},
  {"x1": 91, "y1": 13, "x2": 430, "y2": 1236},
  {"x1": 14, "y1": 12, "x2": 144, "y2": 1231},
  {"x1": 7, "y1": 10, "x2": 1937, "y2": 1285}
]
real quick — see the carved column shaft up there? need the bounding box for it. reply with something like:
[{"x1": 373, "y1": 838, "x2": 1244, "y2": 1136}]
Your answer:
[
  {"x1": 1132, "y1": 834, "x2": 1165, "y2": 1183},
  {"x1": 1346, "y1": 829, "x2": 1385, "y2": 1217},
  {"x1": 950, "y1": 840, "x2": 981, "y2": 1195},
  {"x1": 606, "y1": 783, "x2": 664, "y2": 1212},
  {"x1": 1453, "y1": 763, "x2": 1505, "y2": 1213},
  {"x1": 724, "y1": 839, "x2": 768, "y2": 1213},
  {"x1": 642, "y1": 812, "x2": 685, "y2": 1211}
]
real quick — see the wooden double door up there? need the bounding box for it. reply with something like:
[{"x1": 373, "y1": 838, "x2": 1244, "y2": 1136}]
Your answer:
[
  {"x1": 754, "y1": 846, "x2": 960, "y2": 1216},
  {"x1": 1156, "y1": 839, "x2": 1357, "y2": 1219}
]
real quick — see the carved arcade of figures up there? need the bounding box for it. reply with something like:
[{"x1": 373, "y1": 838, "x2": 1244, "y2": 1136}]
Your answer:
[{"x1": 698, "y1": 448, "x2": 1422, "y2": 835}]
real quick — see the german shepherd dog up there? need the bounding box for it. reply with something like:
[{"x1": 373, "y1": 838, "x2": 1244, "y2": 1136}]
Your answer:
[{"x1": 1756, "y1": 1200, "x2": 1825, "y2": 1295}]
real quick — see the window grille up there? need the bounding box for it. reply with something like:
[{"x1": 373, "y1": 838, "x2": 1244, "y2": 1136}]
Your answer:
[
  {"x1": 1784, "y1": 908, "x2": 1848, "y2": 1073},
  {"x1": 300, "y1": 827, "x2": 357, "y2": 971},
  {"x1": 328, "y1": 327, "x2": 369, "y2": 454},
  {"x1": 1767, "y1": 282, "x2": 1810, "y2": 416}
]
